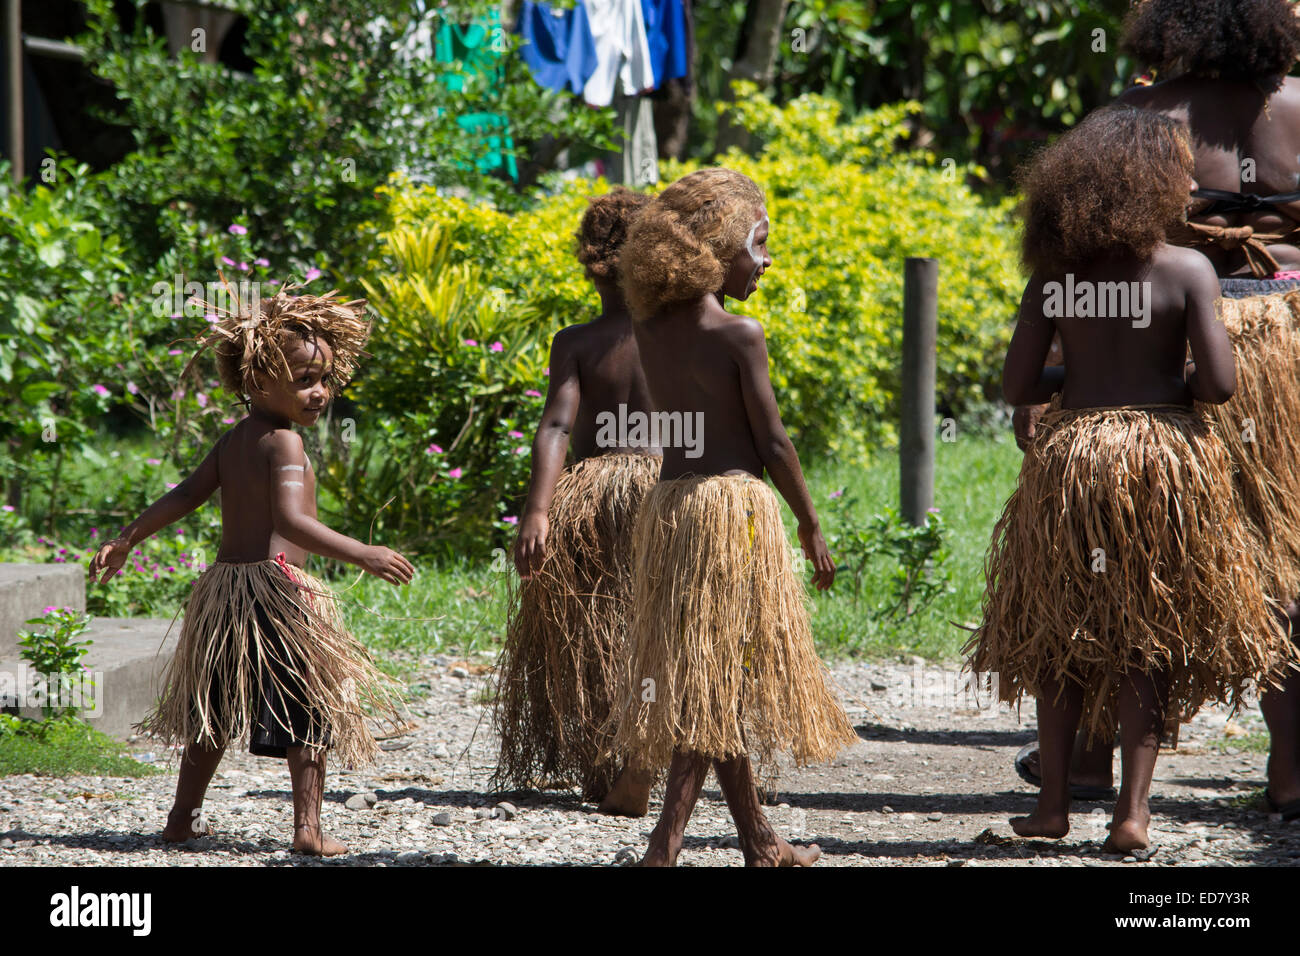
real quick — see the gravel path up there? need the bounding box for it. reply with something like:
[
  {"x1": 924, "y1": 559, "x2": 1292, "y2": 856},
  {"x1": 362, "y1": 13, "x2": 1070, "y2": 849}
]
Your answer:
[{"x1": 2, "y1": 657, "x2": 1297, "y2": 866}]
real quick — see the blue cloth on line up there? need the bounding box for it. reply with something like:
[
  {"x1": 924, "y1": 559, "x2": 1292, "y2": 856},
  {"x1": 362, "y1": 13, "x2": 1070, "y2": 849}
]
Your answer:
[
  {"x1": 642, "y1": 0, "x2": 688, "y2": 88},
  {"x1": 516, "y1": 1, "x2": 598, "y2": 95}
]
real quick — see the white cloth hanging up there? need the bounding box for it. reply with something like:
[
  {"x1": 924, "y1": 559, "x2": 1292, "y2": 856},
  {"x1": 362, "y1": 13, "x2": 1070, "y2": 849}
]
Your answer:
[{"x1": 581, "y1": 0, "x2": 655, "y2": 107}]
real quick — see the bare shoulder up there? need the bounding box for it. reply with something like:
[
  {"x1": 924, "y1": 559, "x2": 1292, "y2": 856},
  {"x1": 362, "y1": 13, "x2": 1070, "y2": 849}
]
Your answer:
[
  {"x1": 713, "y1": 311, "x2": 766, "y2": 351},
  {"x1": 256, "y1": 427, "x2": 304, "y2": 464},
  {"x1": 1150, "y1": 244, "x2": 1219, "y2": 295}
]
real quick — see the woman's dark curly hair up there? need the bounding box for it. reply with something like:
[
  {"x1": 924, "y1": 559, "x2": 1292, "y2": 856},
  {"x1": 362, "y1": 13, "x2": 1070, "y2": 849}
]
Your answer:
[
  {"x1": 1122, "y1": 0, "x2": 1300, "y2": 82},
  {"x1": 1019, "y1": 106, "x2": 1193, "y2": 275},
  {"x1": 574, "y1": 186, "x2": 651, "y2": 281}
]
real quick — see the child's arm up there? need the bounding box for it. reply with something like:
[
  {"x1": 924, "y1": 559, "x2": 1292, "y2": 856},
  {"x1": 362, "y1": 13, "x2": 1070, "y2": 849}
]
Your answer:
[
  {"x1": 1002, "y1": 277, "x2": 1064, "y2": 406},
  {"x1": 88, "y1": 439, "x2": 224, "y2": 584},
  {"x1": 731, "y1": 317, "x2": 835, "y2": 591},
  {"x1": 1181, "y1": 255, "x2": 1236, "y2": 404},
  {"x1": 264, "y1": 430, "x2": 414, "y2": 585},
  {"x1": 515, "y1": 329, "x2": 579, "y2": 578}
]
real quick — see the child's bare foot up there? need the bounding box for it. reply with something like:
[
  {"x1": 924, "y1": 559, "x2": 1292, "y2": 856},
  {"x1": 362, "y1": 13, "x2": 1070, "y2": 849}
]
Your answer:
[
  {"x1": 1010, "y1": 811, "x2": 1069, "y2": 839},
  {"x1": 293, "y1": 824, "x2": 348, "y2": 856},
  {"x1": 597, "y1": 768, "x2": 653, "y2": 818},
  {"x1": 745, "y1": 838, "x2": 822, "y2": 867},
  {"x1": 162, "y1": 807, "x2": 210, "y2": 843},
  {"x1": 1101, "y1": 815, "x2": 1150, "y2": 853}
]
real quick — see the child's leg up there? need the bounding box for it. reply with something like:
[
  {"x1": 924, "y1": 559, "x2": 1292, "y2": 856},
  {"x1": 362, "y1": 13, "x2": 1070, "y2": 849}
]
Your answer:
[
  {"x1": 1105, "y1": 669, "x2": 1169, "y2": 853},
  {"x1": 597, "y1": 755, "x2": 655, "y2": 818},
  {"x1": 1260, "y1": 604, "x2": 1300, "y2": 806},
  {"x1": 162, "y1": 742, "x2": 225, "y2": 842},
  {"x1": 1011, "y1": 675, "x2": 1083, "y2": 838},
  {"x1": 640, "y1": 750, "x2": 710, "y2": 866},
  {"x1": 287, "y1": 745, "x2": 347, "y2": 857},
  {"x1": 713, "y1": 754, "x2": 820, "y2": 867}
]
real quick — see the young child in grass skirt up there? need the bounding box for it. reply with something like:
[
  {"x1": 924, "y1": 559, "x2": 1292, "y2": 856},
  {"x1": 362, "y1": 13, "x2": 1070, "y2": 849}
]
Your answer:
[
  {"x1": 966, "y1": 107, "x2": 1300, "y2": 853},
  {"x1": 491, "y1": 188, "x2": 663, "y2": 815},
  {"x1": 609, "y1": 168, "x2": 858, "y2": 866},
  {"x1": 89, "y1": 283, "x2": 414, "y2": 857}
]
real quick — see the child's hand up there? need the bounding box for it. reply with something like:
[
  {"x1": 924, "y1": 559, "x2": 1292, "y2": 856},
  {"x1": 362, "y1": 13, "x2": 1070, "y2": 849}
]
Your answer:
[
  {"x1": 514, "y1": 514, "x2": 549, "y2": 579},
  {"x1": 88, "y1": 537, "x2": 132, "y2": 585},
  {"x1": 798, "y1": 523, "x2": 835, "y2": 592},
  {"x1": 361, "y1": 545, "x2": 415, "y2": 586}
]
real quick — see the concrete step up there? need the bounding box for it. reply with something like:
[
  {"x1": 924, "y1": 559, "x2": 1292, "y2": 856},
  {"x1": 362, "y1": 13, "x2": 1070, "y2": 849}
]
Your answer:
[
  {"x1": 0, "y1": 564, "x2": 85, "y2": 658},
  {"x1": 1, "y1": 616, "x2": 178, "y2": 740}
]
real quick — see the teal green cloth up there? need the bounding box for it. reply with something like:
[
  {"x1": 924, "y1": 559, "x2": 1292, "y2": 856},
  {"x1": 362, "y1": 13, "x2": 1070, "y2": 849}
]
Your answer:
[{"x1": 435, "y1": 10, "x2": 518, "y2": 181}]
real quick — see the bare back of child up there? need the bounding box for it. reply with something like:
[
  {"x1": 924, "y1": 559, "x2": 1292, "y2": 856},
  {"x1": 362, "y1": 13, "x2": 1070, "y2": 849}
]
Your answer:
[
  {"x1": 90, "y1": 290, "x2": 412, "y2": 857},
  {"x1": 495, "y1": 189, "x2": 663, "y2": 814},
  {"x1": 614, "y1": 169, "x2": 854, "y2": 866},
  {"x1": 975, "y1": 108, "x2": 1294, "y2": 854}
]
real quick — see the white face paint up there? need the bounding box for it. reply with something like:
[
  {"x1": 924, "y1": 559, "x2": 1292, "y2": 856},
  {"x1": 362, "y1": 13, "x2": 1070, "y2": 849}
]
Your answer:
[{"x1": 744, "y1": 214, "x2": 769, "y2": 268}]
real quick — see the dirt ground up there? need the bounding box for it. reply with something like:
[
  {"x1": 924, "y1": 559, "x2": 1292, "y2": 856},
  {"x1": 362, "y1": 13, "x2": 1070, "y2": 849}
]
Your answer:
[{"x1": 1, "y1": 656, "x2": 1297, "y2": 866}]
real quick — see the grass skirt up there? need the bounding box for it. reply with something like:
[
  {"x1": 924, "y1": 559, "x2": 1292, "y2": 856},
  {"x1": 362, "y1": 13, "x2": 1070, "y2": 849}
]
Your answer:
[
  {"x1": 137, "y1": 559, "x2": 400, "y2": 767},
  {"x1": 609, "y1": 475, "x2": 857, "y2": 770},
  {"x1": 1199, "y1": 292, "x2": 1300, "y2": 603},
  {"x1": 968, "y1": 403, "x2": 1296, "y2": 741},
  {"x1": 491, "y1": 453, "x2": 661, "y2": 800}
]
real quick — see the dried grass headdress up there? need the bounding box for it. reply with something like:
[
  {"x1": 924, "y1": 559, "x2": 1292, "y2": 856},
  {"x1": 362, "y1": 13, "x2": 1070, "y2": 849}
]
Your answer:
[{"x1": 182, "y1": 278, "x2": 372, "y2": 399}]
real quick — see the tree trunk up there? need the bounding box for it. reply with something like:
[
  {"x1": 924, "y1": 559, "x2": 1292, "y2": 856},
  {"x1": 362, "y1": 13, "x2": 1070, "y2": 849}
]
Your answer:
[{"x1": 714, "y1": 0, "x2": 788, "y2": 156}]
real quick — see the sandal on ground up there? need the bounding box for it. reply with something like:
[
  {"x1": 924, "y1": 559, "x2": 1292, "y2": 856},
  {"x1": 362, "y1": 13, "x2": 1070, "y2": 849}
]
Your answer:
[
  {"x1": 1014, "y1": 741, "x2": 1118, "y2": 801},
  {"x1": 1265, "y1": 789, "x2": 1300, "y2": 821}
]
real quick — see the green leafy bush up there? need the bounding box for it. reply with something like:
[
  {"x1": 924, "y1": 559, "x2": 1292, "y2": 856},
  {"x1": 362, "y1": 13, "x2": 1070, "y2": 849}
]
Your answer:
[
  {"x1": 16, "y1": 608, "x2": 94, "y2": 720},
  {"x1": 824, "y1": 493, "x2": 953, "y2": 620}
]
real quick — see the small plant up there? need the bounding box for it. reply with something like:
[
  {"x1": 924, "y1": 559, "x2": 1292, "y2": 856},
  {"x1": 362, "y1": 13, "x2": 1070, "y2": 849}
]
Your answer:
[
  {"x1": 17, "y1": 607, "x2": 94, "y2": 719},
  {"x1": 825, "y1": 490, "x2": 953, "y2": 621}
]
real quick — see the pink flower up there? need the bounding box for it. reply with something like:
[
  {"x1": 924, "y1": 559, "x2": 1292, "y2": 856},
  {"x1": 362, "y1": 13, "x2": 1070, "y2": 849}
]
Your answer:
[
  {"x1": 543, "y1": 367, "x2": 550, "y2": 376},
  {"x1": 490, "y1": 341, "x2": 504, "y2": 352},
  {"x1": 204, "y1": 313, "x2": 220, "y2": 324},
  {"x1": 508, "y1": 430, "x2": 524, "y2": 439},
  {"x1": 463, "y1": 339, "x2": 478, "y2": 347},
  {"x1": 514, "y1": 446, "x2": 528, "y2": 455},
  {"x1": 254, "y1": 257, "x2": 270, "y2": 268},
  {"x1": 525, "y1": 389, "x2": 542, "y2": 398},
  {"x1": 222, "y1": 417, "x2": 236, "y2": 424},
  {"x1": 166, "y1": 483, "x2": 178, "y2": 490},
  {"x1": 92, "y1": 384, "x2": 110, "y2": 398},
  {"x1": 126, "y1": 382, "x2": 139, "y2": 395},
  {"x1": 168, "y1": 349, "x2": 183, "y2": 356},
  {"x1": 503, "y1": 516, "x2": 518, "y2": 526},
  {"x1": 42, "y1": 606, "x2": 55, "y2": 614},
  {"x1": 228, "y1": 224, "x2": 247, "y2": 235},
  {"x1": 304, "y1": 267, "x2": 322, "y2": 282},
  {"x1": 237, "y1": 262, "x2": 250, "y2": 271},
  {"x1": 196, "y1": 393, "x2": 209, "y2": 408},
  {"x1": 268, "y1": 279, "x2": 281, "y2": 286},
  {"x1": 829, "y1": 489, "x2": 843, "y2": 499},
  {"x1": 221, "y1": 256, "x2": 236, "y2": 267},
  {"x1": 426, "y1": 444, "x2": 443, "y2": 455},
  {"x1": 448, "y1": 467, "x2": 463, "y2": 479},
  {"x1": 1, "y1": 505, "x2": 13, "y2": 513}
]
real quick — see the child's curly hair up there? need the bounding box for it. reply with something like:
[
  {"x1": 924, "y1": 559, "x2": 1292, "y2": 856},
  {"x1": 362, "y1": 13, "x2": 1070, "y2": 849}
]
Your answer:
[
  {"x1": 575, "y1": 186, "x2": 651, "y2": 280},
  {"x1": 1018, "y1": 106, "x2": 1193, "y2": 275},
  {"x1": 187, "y1": 283, "x2": 371, "y2": 399},
  {"x1": 618, "y1": 168, "x2": 766, "y2": 319},
  {"x1": 1122, "y1": 0, "x2": 1300, "y2": 83}
]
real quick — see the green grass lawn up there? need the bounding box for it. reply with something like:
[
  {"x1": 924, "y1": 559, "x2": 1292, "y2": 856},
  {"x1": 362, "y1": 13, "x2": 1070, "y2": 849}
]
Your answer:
[
  {"x1": 0, "y1": 716, "x2": 163, "y2": 778},
  {"x1": 342, "y1": 431, "x2": 1024, "y2": 664}
]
